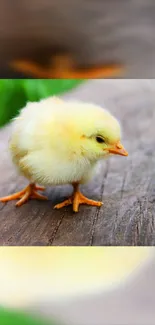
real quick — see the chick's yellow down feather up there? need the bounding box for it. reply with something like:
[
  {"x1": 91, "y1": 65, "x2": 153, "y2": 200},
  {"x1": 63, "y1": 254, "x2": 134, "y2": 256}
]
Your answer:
[{"x1": 0, "y1": 97, "x2": 128, "y2": 212}]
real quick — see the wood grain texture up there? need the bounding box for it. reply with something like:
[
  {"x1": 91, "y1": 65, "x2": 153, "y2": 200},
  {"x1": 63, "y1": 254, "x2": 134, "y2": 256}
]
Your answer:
[
  {"x1": 1, "y1": 0, "x2": 155, "y2": 77},
  {"x1": 0, "y1": 79, "x2": 155, "y2": 246}
]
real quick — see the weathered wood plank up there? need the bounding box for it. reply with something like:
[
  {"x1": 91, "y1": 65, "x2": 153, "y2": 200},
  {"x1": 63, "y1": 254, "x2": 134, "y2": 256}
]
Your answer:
[{"x1": 0, "y1": 79, "x2": 155, "y2": 245}]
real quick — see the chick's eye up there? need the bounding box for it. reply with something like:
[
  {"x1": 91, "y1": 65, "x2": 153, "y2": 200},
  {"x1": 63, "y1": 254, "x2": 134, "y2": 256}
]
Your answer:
[{"x1": 96, "y1": 136, "x2": 105, "y2": 144}]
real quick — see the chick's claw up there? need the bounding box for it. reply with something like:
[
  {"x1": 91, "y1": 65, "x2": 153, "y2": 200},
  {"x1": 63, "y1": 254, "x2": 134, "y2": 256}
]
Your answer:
[
  {"x1": 54, "y1": 198, "x2": 73, "y2": 210},
  {"x1": 54, "y1": 191, "x2": 103, "y2": 213},
  {"x1": 0, "y1": 183, "x2": 47, "y2": 207},
  {"x1": 73, "y1": 192, "x2": 103, "y2": 212}
]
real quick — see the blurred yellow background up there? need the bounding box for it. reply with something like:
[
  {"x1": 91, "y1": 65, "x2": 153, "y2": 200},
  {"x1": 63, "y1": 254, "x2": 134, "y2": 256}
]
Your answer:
[{"x1": 0, "y1": 247, "x2": 152, "y2": 308}]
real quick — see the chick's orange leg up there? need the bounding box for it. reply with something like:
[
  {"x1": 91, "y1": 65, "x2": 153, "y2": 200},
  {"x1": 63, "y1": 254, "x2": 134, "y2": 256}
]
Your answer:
[
  {"x1": 0, "y1": 183, "x2": 47, "y2": 207},
  {"x1": 54, "y1": 183, "x2": 103, "y2": 212}
]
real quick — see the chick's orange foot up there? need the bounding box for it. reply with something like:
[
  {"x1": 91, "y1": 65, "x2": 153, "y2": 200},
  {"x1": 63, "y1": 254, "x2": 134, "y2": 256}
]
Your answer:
[
  {"x1": 54, "y1": 187, "x2": 103, "y2": 213},
  {"x1": 10, "y1": 55, "x2": 123, "y2": 78},
  {"x1": 0, "y1": 184, "x2": 47, "y2": 207}
]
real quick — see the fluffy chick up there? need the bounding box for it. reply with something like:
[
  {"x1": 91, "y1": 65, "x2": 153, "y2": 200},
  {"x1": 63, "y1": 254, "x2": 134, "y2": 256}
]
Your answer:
[{"x1": 0, "y1": 97, "x2": 128, "y2": 212}]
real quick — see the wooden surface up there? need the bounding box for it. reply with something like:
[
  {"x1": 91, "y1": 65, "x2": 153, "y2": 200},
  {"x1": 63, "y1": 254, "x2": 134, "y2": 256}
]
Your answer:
[
  {"x1": 0, "y1": 79, "x2": 155, "y2": 246},
  {"x1": 1, "y1": 0, "x2": 155, "y2": 78}
]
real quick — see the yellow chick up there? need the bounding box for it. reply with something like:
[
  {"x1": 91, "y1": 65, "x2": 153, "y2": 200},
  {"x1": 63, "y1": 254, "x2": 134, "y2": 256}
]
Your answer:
[{"x1": 0, "y1": 97, "x2": 128, "y2": 212}]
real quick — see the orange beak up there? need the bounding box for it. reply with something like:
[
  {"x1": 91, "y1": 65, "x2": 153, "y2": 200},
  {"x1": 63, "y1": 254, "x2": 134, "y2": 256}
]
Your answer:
[{"x1": 107, "y1": 141, "x2": 128, "y2": 157}]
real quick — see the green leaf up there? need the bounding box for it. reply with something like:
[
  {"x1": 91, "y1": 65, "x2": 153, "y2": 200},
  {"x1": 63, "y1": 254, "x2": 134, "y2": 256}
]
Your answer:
[
  {"x1": 0, "y1": 79, "x2": 84, "y2": 127},
  {"x1": 0, "y1": 307, "x2": 60, "y2": 325}
]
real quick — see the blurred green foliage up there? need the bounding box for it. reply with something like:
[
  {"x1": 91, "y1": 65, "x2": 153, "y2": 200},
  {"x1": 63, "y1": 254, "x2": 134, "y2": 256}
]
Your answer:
[
  {"x1": 0, "y1": 79, "x2": 84, "y2": 128},
  {"x1": 0, "y1": 307, "x2": 59, "y2": 325}
]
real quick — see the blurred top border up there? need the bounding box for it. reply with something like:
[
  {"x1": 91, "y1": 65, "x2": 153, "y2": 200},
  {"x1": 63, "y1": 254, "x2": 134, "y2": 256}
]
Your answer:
[{"x1": 1, "y1": 0, "x2": 155, "y2": 78}]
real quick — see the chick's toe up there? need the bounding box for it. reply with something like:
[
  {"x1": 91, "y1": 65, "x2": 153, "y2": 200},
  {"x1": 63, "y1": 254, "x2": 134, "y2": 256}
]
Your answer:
[
  {"x1": 73, "y1": 191, "x2": 103, "y2": 212},
  {"x1": 0, "y1": 183, "x2": 47, "y2": 207},
  {"x1": 54, "y1": 185, "x2": 103, "y2": 213},
  {"x1": 10, "y1": 57, "x2": 123, "y2": 79}
]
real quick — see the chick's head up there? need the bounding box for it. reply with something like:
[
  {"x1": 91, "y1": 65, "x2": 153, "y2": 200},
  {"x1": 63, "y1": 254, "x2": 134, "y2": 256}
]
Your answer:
[{"x1": 60, "y1": 101, "x2": 128, "y2": 162}]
